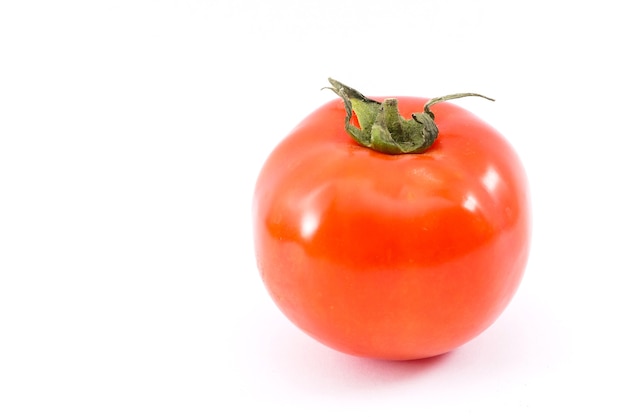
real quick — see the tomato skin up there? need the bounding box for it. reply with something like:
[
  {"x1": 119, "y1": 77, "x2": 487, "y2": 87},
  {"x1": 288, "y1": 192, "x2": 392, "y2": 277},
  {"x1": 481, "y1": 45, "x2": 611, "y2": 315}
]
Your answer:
[{"x1": 253, "y1": 97, "x2": 530, "y2": 360}]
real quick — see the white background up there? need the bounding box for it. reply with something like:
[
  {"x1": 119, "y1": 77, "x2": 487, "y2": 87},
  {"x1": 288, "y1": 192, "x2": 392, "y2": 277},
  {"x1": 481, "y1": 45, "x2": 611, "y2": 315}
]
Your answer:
[{"x1": 1, "y1": 0, "x2": 624, "y2": 415}]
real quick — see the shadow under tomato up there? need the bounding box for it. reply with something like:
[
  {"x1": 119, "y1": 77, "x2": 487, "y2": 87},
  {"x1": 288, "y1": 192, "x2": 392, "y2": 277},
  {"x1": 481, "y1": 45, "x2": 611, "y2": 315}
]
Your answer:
[
  {"x1": 335, "y1": 349, "x2": 455, "y2": 386},
  {"x1": 367, "y1": 350, "x2": 454, "y2": 369},
  {"x1": 260, "y1": 321, "x2": 457, "y2": 393}
]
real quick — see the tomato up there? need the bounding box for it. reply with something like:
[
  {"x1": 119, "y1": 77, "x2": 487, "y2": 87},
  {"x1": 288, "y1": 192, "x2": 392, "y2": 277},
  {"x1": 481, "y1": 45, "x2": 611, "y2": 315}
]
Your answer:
[{"x1": 252, "y1": 79, "x2": 530, "y2": 360}]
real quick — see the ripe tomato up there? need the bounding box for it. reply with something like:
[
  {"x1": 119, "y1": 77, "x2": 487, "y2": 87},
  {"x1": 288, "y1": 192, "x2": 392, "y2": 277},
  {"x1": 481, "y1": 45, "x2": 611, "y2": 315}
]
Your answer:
[{"x1": 252, "y1": 80, "x2": 530, "y2": 360}]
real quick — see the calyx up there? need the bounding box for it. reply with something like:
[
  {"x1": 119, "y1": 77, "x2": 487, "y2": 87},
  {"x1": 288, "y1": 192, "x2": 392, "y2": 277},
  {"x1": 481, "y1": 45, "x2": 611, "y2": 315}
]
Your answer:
[{"x1": 326, "y1": 78, "x2": 494, "y2": 154}]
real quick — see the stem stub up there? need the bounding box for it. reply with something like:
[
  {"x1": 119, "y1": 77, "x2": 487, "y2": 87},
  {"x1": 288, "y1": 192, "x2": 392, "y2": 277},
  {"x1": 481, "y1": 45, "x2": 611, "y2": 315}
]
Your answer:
[{"x1": 325, "y1": 78, "x2": 494, "y2": 155}]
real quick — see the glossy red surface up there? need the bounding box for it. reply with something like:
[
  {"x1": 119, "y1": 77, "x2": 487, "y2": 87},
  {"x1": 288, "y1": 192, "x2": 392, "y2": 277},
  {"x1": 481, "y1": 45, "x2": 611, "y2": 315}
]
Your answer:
[{"x1": 253, "y1": 97, "x2": 530, "y2": 360}]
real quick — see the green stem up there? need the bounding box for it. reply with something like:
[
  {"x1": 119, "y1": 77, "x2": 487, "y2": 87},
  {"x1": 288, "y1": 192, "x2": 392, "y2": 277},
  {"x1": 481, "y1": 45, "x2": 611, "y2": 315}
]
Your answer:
[{"x1": 326, "y1": 78, "x2": 494, "y2": 155}]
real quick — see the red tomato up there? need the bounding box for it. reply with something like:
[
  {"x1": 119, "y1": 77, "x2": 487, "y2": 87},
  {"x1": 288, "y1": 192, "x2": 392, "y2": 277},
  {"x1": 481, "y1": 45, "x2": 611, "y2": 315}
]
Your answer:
[{"x1": 253, "y1": 81, "x2": 530, "y2": 360}]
